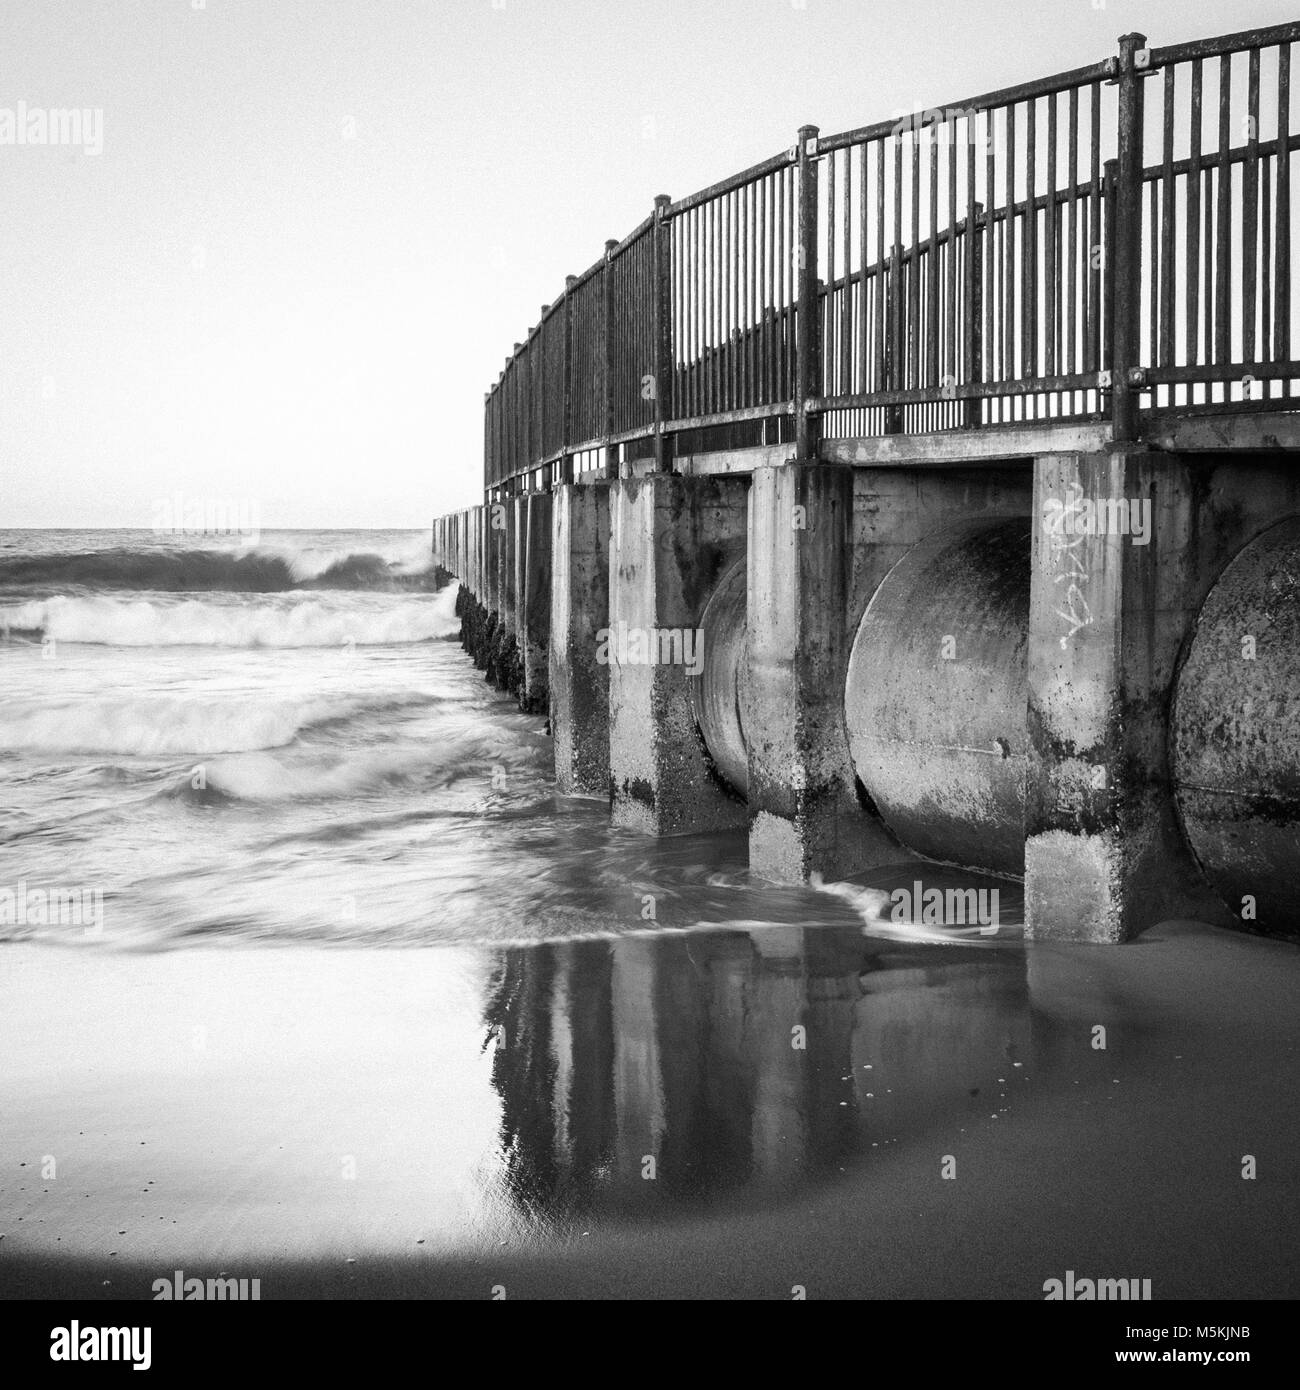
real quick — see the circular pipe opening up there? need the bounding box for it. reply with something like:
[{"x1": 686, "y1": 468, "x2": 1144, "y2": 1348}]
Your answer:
[{"x1": 844, "y1": 517, "x2": 1030, "y2": 875}]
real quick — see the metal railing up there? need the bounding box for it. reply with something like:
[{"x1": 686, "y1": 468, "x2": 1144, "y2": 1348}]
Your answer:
[{"x1": 482, "y1": 23, "x2": 1300, "y2": 495}]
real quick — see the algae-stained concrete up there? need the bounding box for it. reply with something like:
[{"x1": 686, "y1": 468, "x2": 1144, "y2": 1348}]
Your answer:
[
  {"x1": 551, "y1": 482, "x2": 612, "y2": 799},
  {"x1": 746, "y1": 462, "x2": 887, "y2": 882},
  {"x1": 1172, "y1": 513, "x2": 1300, "y2": 940},
  {"x1": 608, "y1": 472, "x2": 748, "y2": 835},
  {"x1": 1023, "y1": 448, "x2": 1300, "y2": 942},
  {"x1": 519, "y1": 491, "x2": 553, "y2": 715}
]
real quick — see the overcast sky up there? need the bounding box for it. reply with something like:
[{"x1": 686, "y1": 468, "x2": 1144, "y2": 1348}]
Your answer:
[{"x1": 1, "y1": 0, "x2": 1293, "y2": 528}]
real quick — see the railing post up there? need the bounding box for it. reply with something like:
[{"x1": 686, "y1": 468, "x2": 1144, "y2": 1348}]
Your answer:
[
  {"x1": 603, "y1": 237, "x2": 619, "y2": 479},
  {"x1": 1111, "y1": 31, "x2": 1148, "y2": 442},
  {"x1": 965, "y1": 201, "x2": 984, "y2": 429},
  {"x1": 652, "y1": 193, "x2": 674, "y2": 473},
  {"x1": 562, "y1": 274, "x2": 576, "y2": 486},
  {"x1": 509, "y1": 344, "x2": 519, "y2": 494},
  {"x1": 483, "y1": 389, "x2": 492, "y2": 499},
  {"x1": 537, "y1": 306, "x2": 549, "y2": 489},
  {"x1": 794, "y1": 124, "x2": 821, "y2": 461}
]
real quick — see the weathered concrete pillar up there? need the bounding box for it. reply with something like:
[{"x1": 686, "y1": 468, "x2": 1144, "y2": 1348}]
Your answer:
[
  {"x1": 551, "y1": 482, "x2": 612, "y2": 797},
  {"x1": 504, "y1": 497, "x2": 520, "y2": 630},
  {"x1": 1025, "y1": 448, "x2": 1227, "y2": 941},
  {"x1": 608, "y1": 473, "x2": 748, "y2": 835},
  {"x1": 746, "y1": 463, "x2": 882, "y2": 881},
  {"x1": 520, "y1": 491, "x2": 552, "y2": 714},
  {"x1": 476, "y1": 505, "x2": 487, "y2": 604},
  {"x1": 492, "y1": 499, "x2": 507, "y2": 621}
]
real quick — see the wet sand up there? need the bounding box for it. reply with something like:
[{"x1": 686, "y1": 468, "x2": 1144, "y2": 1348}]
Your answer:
[{"x1": 2, "y1": 921, "x2": 1296, "y2": 1299}]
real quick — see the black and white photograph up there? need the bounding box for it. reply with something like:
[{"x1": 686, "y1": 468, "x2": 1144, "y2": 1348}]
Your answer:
[{"x1": 1, "y1": 0, "x2": 1296, "y2": 1360}]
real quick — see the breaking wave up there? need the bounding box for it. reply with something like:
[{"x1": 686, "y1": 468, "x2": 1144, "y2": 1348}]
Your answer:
[
  {"x1": 0, "y1": 691, "x2": 442, "y2": 756},
  {"x1": 0, "y1": 586, "x2": 460, "y2": 648},
  {"x1": 185, "y1": 735, "x2": 540, "y2": 802},
  {"x1": 0, "y1": 535, "x2": 440, "y2": 593}
]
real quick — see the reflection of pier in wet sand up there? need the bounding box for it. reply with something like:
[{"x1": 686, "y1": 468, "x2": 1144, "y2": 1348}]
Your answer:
[
  {"x1": 489, "y1": 927, "x2": 1032, "y2": 1217},
  {"x1": 1, "y1": 920, "x2": 1296, "y2": 1299}
]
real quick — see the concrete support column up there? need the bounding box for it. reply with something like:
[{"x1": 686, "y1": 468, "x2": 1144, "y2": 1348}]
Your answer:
[
  {"x1": 476, "y1": 505, "x2": 487, "y2": 605},
  {"x1": 520, "y1": 491, "x2": 553, "y2": 715},
  {"x1": 746, "y1": 463, "x2": 878, "y2": 881},
  {"x1": 608, "y1": 473, "x2": 748, "y2": 834},
  {"x1": 551, "y1": 482, "x2": 612, "y2": 797},
  {"x1": 1025, "y1": 448, "x2": 1226, "y2": 941},
  {"x1": 504, "y1": 498, "x2": 521, "y2": 631},
  {"x1": 492, "y1": 499, "x2": 507, "y2": 620}
]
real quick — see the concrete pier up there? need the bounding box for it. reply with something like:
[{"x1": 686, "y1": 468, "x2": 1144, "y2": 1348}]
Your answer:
[
  {"x1": 433, "y1": 428, "x2": 1300, "y2": 944},
  {"x1": 430, "y1": 26, "x2": 1300, "y2": 944}
]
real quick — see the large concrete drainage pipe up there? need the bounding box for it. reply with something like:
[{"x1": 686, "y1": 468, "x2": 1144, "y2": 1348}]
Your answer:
[
  {"x1": 1171, "y1": 516, "x2": 1300, "y2": 937},
  {"x1": 844, "y1": 518, "x2": 1031, "y2": 875},
  {"x1": 691, "y1": 560, "x2": 748, "y2": 796}
]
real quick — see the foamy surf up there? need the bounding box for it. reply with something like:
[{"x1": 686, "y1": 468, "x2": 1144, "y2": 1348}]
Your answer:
[
  {"x1": 809, "y1": 872, "x2": 1015, "y2": 945},
  {"x1": 0, "y1": 690, "x2": 447, "y2": 756},
  {"x1": 193, "y1": 736, "x2": 538, "y2": 801},
  {"x1": 0, "y1": 585, "x2": 459, "y2": 647}
]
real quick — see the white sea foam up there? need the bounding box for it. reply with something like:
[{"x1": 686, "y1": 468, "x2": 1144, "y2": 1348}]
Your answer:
[
  {"x1": 0, "y1": 694, "x2": 347, "y2": 755},
  {"x1": 0, "y1": 584, "x2": 459, "y2": 648},
  {"x1": 235, "y1": 531, "x2": 436, "y2": 582}
]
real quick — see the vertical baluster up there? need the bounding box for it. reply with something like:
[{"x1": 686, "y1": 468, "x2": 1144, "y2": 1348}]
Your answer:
[
  {"x1": 1277, "y1": 44, "x2": 1292, "y2": 390},
  {"x1": 986, "y1": 108, "x2": 997, "y2": 413},
  {"x1": 965, "y1": 114, "x2": 977, "y2": 401},
  {"x1": 1187, "y1": 60, "x2": 1203, "y2": 400},
  {"x1": 929, "y1": 120, "x2": 941, "y2": 393},
  {"x1": 1159, "y1": 65, "x2": 1176, "y2": 380},
  {"x1": 1005, "y1": 104, "x2": 1017, "y2": 414},
  {"x1": 1148, "y1": 180, "x2": 1159, "y2": 388},
  {"x1": 1046, "y1": 94, "x2": 1058, "y2": 410},
  {"x1": 858, "y1": 146, "x2": 868, "y2": 400},
  {"x1": 1243, "y1": 48, "x2": 1261, "y2": 368},
  {"x1": 1215, "y1": 53, "x2": 1232, "y2": 374},
  {"x1": 750, "y1": 179, "x2": 759, "y2": 409},
  {"x1": 876, "y1": 140, "x2": 886, "y2": 405},
  {"x1": 1067, "y1": 88, "x2": 1078, "y2": 412},
  {"x1": 781, "y1": 164, "x2": 789, "y2": 406},
  {"x1": 1262, "y1": 155, "x2": 1272, "y2": 395},
  {"x1": 843, "y1": 153, "x2": 852, "y2": 402},
  {"x1": 785, "y1": 163, "x2": 795, "y2": 403},
  {"x1": 1024, "y1": 97, "x2": 1037, "y2": 407},
  {"x1": 892, "y1": 130, "x2": 904, "y2": 430},
  {"x1": 1087, "y1": 83, "x2": 1102, "y2": 380},
  {"x1": 765, "y1": 174, "x2": 773, "y2": 407},
  {"x1": 910, "y1": 128, "x2": 921, "y2": 409},
  {"x1": 947, "y1": 114, "x2": 957, "y2": 412}
]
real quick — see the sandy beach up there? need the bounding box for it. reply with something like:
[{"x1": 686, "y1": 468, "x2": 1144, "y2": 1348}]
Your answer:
[{"x1": 3, "y1": 920, "x2": 1296, "y2": 1300}]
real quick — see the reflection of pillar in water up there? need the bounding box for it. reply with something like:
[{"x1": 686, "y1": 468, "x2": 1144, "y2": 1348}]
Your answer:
[
  {"x1": 750, "y1": 928, "x2": 812, "y2": 1181},
  {"x1": 749, "y1": 926, "x2": 864, "y2": 1182},
  {"x1": 800, "y1": 927, "x2": 868, "y2": 1170},
  {"x1": 656, "y1": 932, "x2": 756, "y2": 1196},
  {"x1": 484, "y1": 947, "x2": 558, "y2": 1212},
  {"x1": 610, "y1": 936, "x2": 667, "y2": 1196},
  {"x1": 550, "y1": 941, "x2": 616, "y2": 1204},
  {"x1": 484, "y1": 940, "x2": 616, "y2": 1220}
]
